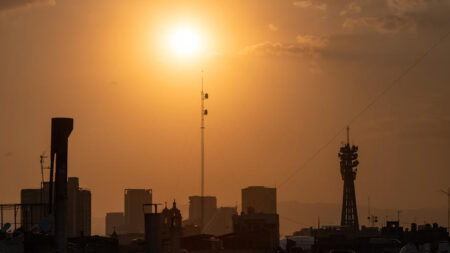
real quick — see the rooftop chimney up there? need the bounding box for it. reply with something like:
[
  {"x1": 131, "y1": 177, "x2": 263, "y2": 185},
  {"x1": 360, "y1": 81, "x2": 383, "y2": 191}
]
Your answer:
[{"x1": 50, "y1": 118, "x2": 73, "y2": 253}]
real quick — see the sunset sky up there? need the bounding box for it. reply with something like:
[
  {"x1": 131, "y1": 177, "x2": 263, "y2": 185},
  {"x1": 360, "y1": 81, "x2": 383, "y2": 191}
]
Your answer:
[{"x1": 0, "y1": 0, "x2": 449, "y2": 234}]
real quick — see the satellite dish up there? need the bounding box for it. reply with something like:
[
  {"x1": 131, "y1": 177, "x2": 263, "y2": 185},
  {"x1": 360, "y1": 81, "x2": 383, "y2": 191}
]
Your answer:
[
  {"x1": 1, "y1": 223, "x2": 11, "y2": 233},
  {"x1": 39, "y1": 217, "x2": 51, "y2": 233}
]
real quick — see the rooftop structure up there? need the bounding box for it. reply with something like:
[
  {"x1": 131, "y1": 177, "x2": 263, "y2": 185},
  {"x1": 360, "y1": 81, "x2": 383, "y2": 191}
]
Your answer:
[
  {"x1": 124, "y1": 189, "x2": 152, "y2": 233},
  {"x1": 242, "y1": 186, "x2": 276, "y2": 214}
]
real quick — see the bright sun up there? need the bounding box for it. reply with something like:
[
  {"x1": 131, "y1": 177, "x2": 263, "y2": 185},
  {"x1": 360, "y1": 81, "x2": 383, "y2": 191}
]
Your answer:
[{"x1": 168, "y1": 26, "x2": 203, "y2": 58}]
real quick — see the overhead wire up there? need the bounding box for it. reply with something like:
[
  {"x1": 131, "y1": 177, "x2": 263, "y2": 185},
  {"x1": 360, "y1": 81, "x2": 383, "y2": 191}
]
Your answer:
[{"x1": 278, "y1": 30, "x2": 450, "y2": 189}]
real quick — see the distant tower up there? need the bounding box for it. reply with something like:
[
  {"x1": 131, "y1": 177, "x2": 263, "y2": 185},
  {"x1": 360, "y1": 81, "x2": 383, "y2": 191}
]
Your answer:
[{"x1": 338, "y1": 127, "x2": 359, "y2": 231}]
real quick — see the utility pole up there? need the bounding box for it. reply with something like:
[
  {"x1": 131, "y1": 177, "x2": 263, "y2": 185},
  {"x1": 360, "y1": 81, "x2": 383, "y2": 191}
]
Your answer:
[
  {"x1": 200, "y1": 70, "x2": 208, "y2": 231},
  {"x1": 440, "y1": 187, "x2": 450, "y2": 232}
]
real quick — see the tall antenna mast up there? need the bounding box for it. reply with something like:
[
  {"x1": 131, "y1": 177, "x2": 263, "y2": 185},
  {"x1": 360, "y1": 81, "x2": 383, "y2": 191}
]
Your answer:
[{"x1": 200, "y1": 70, "x2": 209, "y2": 231}]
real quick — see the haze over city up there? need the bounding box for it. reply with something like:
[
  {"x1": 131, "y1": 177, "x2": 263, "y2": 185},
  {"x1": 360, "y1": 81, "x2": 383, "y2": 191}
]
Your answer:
[{"x1": 0, "y1": 0, "x2": 449, "y2": 237}]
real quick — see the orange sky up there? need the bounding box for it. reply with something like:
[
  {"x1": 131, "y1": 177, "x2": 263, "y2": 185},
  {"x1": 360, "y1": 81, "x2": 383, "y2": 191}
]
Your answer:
[{"x1": 0, "y1": 0, "x2": 449, "y2": 234}]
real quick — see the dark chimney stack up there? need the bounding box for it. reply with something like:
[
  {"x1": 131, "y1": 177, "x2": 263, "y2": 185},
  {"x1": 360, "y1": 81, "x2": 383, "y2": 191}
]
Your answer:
[{"x1": 49, "y1": 118, "x2": 73, "y2": 253}]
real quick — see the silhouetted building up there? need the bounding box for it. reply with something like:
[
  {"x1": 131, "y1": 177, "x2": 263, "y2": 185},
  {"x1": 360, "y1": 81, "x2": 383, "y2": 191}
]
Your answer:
[
  {"x1": 2, "y1": 118, "x2": 120, "y2": 253},
  {"x1": 67, "y1": 177, "x2": 78, "y2": 237},
  {"x1": 124, "y1": 189, "x2": 152, "y2": 233},
  {"x1": 106, "y1": 212, "x2": 125, "y2": 236},
  {"x1": 21, "y1": 189, "x2": 42, "y2": 205},
  {"x1": 181, "y1": 234, "x2": 222, "y2": 252},
  {"x1": 67, "y1": 177, "x2": 91, "y2": 237},
  {"x1": 381, "y1": 221, "x2": 404, "y2": 239},
  {"x1": 20, "y1": 189, "x2": 48, "y2": 231},
  {"x1": 188, "y1": 196, "x2": 217, "y2": 229},
  {"x1": 161, "y1": 201, "x2": 182, "y2": 253},
  {"x1": 144, "y1": 204, "x2": 162, "y2": 253},
  {"x1": 20, "y1": 177, "x2": 91, "y2": 237},
  {"x1": 181, "y1": 221, "x2": 201, "y2": 237},
  {"x1": 68, "y1": 236, "x2": 118, "y2": 253},
  {"x1": 220, "y1": 186, "x2": 279, "y2": 251},
  {"x1": 78, "y1": 189, "x2": 91, "y2": 236},
  {"x1": 143, "y1": 201, "x2": 183, "y2": 253},
  {"x1": 222, "y1": 209, "x2": 280, "y2": 250},
  {"x1": 309, "y1": 222, "x2": 449, "y2": 253},
  {"x1": 242, "y1": 186, "x2": 276, "y2": 214},
  {"x1": 402, "y1": 222, "x2": 449, "y2": 246},
  {"x1": 202, "y1": 206, "x2": 237, "y2": 236}
]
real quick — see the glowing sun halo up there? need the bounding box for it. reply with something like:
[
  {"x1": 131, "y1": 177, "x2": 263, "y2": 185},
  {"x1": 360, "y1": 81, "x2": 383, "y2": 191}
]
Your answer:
[{"x1": 168, "y1": 26, "x2": 203, "y2": 58}]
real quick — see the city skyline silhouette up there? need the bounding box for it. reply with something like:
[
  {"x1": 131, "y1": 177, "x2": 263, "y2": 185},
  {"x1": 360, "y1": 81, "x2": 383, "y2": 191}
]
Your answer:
[{"x1": 0, "y1": 0, "x2": 449, "y2": 242}]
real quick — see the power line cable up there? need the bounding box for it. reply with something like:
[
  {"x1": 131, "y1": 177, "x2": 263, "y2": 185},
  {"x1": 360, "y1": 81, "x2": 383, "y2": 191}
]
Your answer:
[{"x1": 278, "y1": 30, "x2": 450, "y2": 188}]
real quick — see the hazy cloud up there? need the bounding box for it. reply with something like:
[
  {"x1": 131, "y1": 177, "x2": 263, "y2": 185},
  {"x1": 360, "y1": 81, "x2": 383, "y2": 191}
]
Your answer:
[
  {"x1": 296, "y1": 34, "x2": 328, "y2": 49},
  {"x1": 385, "y1": 0, "x2": 450, "y2": 31},
  {"x1": 340, "y1": 2, "x2": 362, "y2": 16},
  {"x1": 240, "y1": 37, "x2": 328, "y2": 73},
  {"x1": 268, "y1": 24, "x2": 279, "y2": 32},
  {"x1": 315, "y1": 3, "x2": 327, "y2": 11},
  {"x1": 0, "y1": 0, "x2": 55, "y2": 12},
  {"x1": 343, "y1": 15, "x2": 416, "y2": 33},
  {"x1": 293, "y1": 0, "x2": 313, "y2": 8},
  {"x1": 241, "y1": 34, "x2": 328, "y2": 57},
  {"x1": 293, "y1": 0, "x2": 327, "y2": 11},
  {"x1": 387, "y1": 0, "x2": 429, "y2": 12},
  {"x1": 241, "y1": 42, "x2": 308, "y2": 56}
]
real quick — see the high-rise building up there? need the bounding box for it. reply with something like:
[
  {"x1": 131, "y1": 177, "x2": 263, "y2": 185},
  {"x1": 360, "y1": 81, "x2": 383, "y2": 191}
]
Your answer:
[
  {"x1": 202, "y1": 206, "x2": 237, "y2": 236},
  {"x1": 241, "y1": 186, "x2": 276, "y2": 214},
  {"x1": 222, "y1": 187, "x2": 279, "y2": 250},
  {"x1": 124, "y1": 189, "x2": 152, "y2": 233},
  {"x1": 105, "y1": 212, "x2": 125, "y2": 235},
  {"x1": 78, "y1": 189, "x2": 91, "y2": 236},
  {"x1": 67, "y1": 177, "x2": 91, "y2": 237},
  {"x1": 226, "y1": 210, "x2": 280, "y2": 250},
  {"x1": 20, "y1": 177, "x2": 91, "y2": 237},
  {"x1": 67, "y1": 177, "x2": 79, "y2": 237},
  {"x1": 188, "y1": 196, "x2": 217, "y2": 228}
]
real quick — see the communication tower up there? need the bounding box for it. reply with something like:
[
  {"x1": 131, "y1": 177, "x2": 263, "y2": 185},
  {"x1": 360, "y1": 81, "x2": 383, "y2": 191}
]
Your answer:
[{"x1": 339, "y1": 127, "x2": 359, "y2": 231}]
